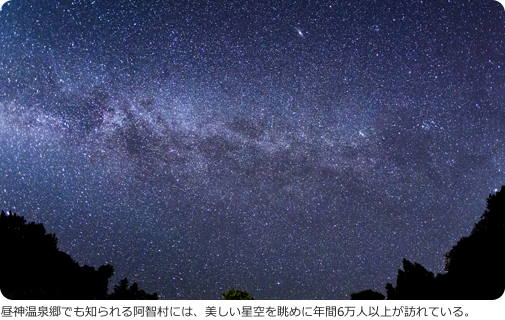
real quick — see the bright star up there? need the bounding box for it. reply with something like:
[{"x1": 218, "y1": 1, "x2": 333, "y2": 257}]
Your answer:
[{"x1": 0, "y1": 0, "x2": 10, "y2": 11}]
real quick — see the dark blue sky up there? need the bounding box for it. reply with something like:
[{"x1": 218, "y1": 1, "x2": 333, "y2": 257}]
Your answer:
[{"x1": 1, "y1": 0, "x2": 504, "y2": 299}]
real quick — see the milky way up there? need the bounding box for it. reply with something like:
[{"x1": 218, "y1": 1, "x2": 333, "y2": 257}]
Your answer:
[{"x1": 1, "y1": 0, "x2": 504, "y2": 299}]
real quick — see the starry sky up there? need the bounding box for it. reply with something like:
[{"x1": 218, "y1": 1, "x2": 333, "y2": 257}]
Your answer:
[{"x1": 1, "y1": 0, "x2": 504, "y2": 300}]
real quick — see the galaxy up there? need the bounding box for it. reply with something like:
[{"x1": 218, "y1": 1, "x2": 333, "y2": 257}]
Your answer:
[{"x1": 1, "y1": 0, "x2": 504, "y2": 299}]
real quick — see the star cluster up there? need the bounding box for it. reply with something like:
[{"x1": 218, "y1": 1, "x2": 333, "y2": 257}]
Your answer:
[{"x1": 1, "y1": 0, "x2": 504, "y2": 299}]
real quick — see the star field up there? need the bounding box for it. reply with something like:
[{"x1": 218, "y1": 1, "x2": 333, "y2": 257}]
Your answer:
[{"x1": 1, "y1": 0, "x2": 504, "y2": 299}]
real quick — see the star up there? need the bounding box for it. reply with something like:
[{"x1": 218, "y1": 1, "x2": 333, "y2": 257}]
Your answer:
[{"x1": 0, "y1": 0, "x2": 503, "y2": 301}]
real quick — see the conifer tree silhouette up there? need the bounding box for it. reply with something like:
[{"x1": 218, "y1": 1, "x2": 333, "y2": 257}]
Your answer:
[{"x1": 384, "y1": 259, "x2": 438, "y2": 300}]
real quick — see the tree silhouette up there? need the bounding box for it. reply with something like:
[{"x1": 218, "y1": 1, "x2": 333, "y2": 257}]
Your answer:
[
  {"x1": 441, "y1": 185, "x2": 505, "y2": 299},
  {"x1": 350, "y1": 289, "x2": 385, "y2": 300},
  {"x1": 0, "y1": 210, "x2": 156, "y2": 300},
  {"x1": 351, "y1": 185, "x2": 505, "y2": 300},
  {"x1": 107, "y1": 277, "x2": 158, "y2": 300},
  {"x1": 384, "y1": 259, "x2": 439, "y2": 300},
  {"x1": 0, "y1": 210, "x2": 114, "y2": 299},
  {"x1": 222, "y1": 289, "x2": 255, "y2": 300}
]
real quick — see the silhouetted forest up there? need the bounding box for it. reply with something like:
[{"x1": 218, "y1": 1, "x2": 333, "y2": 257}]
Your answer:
[
  {"x1": 0, "y1": 210, "x2": 157, "y2": 300},
  {"x1": 351, "y1": 185, "x2": 505, "y2": 300},
  {"x1": 2, "y1": 185, "x2": 503, "y2": 300}
]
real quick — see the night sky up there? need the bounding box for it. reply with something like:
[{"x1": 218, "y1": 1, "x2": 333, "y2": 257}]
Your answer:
[{"x1": 1, "y1": 0, "x2": 504, "y2": 300}]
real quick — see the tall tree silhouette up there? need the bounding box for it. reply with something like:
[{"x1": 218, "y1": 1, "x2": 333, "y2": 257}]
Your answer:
[
  {"x1": 351, "y1": 186, "x2": 505, "y2": 300},
  {"x1": 442, "y1": 186, "x2": 505, "y2": 299},
  {"x1": 0, "y1": 210, "x2": 113, "y2": 299}
]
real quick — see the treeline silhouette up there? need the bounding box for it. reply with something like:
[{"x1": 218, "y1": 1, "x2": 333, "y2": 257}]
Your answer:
[
  {"x1": 351, "y1": 185, "x2": 505, "y2": 300},
  {"x1": 0, "y1": 210, "x2": 157, "y2": 300},
  {"x1": 2, "y1": 185, "x2": 503, "y2": 300}
]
